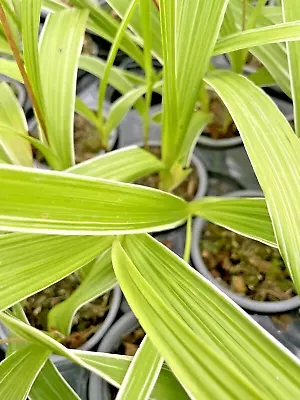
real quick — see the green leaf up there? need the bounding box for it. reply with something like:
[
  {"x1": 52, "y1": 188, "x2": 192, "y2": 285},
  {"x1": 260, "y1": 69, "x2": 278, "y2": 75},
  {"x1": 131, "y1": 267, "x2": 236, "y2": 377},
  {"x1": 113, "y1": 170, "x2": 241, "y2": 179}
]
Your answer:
[
  {"x1": 230, "y1": 0, "x2": 291, "y2": 97},
  {"x1": 30, "y1": 359, "x2": 80, "y2": 400},
  {"x1": 0, "y1": 165, "x2": 187, "y2": 234},
  {"x1": 161, "y1": 0, "x2": 229, "y2": 169},
  {"x1": 22, "y1": 0, "x2": 46, "y2": 128},
  {"x1": 282, "y1": 0, "x2": 300, "y2": 136},
  {"x1": 0, "y1": 83, "x2": 32, "y2": 166},
  {"x1": 0, "y1": 344, "x2": 50, "y2": 400},
  {"x1": 214, "y1": 21, "x2": 300, "y2": 56},
  {"x1": 68, "y1": 146, "x2": 164, "y2": 182},
  {"x1": 0, "y1": 59, "x2": 22, "y2": 82},
  {"x1": 39, "y1": 9, "x2": 89, "y2": 168},
  {"x1": 0, "y1": 232, "x2": 112, "y2": 311},
  {"x1": 107, "y1": 0, "x2": 163, "y2": 62},
  {"x1": 116, "y1": 335, "x2": 163, "y2": 400},
  {"x1": 248, "y1": 66, "x2": 276, "y2": 87},
  {"x1": 220, "y1": 4, "x2": 243, "y2": 73},
  {"x1": 190, "y1": 197, "x2": 276, "y2": 247},
  {"x1": 104, "y1": 84, "x2": 159, "y2": 139},
  {"x1": 0, "y1": 312, "x2": 188, "y2": 400},
  {"x1": 177, "y1": 111, "x2": 212, "y2": 167},
  {"x1": 262, "y1": 6, "x2": 283, "y2": 24},
  {"x1": 0, "y1": 34, "x2": 12, "y2": 55},
  {"x1": 78, "y1": 55, "x2": 146, "y2": 95},
  {"x1": 67, "y1": 0, "x2": 145, "y2": 67},
  {"x1": 75, "y1": 96, "x2": 100, "y2": 128},
  {"x1": 6, "y1": 306, "x2": 81, "y2": 400},
  {"x1": 205, "y1": 70, "x2": 300, "y2": 292},
  {"x1": 48, "y1": 249, "x2": 116, "y2": 335},
  {"x1": 98, "y1": 0, "x2": 139, "y2": 129},
  {"x1": 112, "y1": 234, "x2": 300, "y2": 399}
]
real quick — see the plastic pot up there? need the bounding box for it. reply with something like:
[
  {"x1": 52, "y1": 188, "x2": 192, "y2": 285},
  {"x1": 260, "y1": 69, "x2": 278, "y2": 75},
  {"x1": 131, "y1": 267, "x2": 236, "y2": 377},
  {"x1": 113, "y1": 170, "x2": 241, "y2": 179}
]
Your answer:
[
  {"x1": 191, "y1": 190, "x2": 300, "y2": 313},
  {"x1": 88, "y1": 312, "x2": 140, "y2": 400},
  {"x1": 0, "y1": 286, "x2": 122, "y2": 365}
]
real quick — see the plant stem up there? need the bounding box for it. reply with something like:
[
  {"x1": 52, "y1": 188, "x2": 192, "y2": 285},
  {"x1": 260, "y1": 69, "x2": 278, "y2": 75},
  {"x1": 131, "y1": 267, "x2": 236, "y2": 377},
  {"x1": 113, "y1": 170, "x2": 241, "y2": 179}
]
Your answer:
[
  {"x1": 0, "y1": 3, "x2": 48, "y2": 139},
  {"x1": 153, "y1": 0, "x2": 159, "y2": 10},
  {"x1": 183, "y1": 216, "x2": 192, "y2": 263}
]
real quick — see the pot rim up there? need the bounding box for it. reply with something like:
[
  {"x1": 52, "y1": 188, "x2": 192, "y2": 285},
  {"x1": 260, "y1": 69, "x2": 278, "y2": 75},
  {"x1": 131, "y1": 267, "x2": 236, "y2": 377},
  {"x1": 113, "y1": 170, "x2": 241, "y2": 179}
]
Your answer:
[{"x1": 191, "y1": 189, "x2": 300, "y2": 313}]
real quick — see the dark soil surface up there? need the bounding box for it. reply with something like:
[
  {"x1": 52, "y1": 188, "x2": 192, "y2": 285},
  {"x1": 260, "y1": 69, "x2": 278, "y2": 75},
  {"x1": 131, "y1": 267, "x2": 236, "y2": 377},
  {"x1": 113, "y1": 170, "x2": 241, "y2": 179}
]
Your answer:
[
  {"x1": 200, "y1": 223, "x2": 296, "y2": 301},
  {"x1": 23, "y1": 274, "x2": 112, "y2": 348}
]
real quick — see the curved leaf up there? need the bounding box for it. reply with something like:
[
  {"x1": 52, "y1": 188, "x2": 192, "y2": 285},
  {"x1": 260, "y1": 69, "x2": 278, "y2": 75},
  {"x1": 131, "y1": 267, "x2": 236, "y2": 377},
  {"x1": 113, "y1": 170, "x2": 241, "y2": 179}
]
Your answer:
[
  {"x1": 47, "y1": 249, "x2": 116, "y2": 335},
  {"x1": 0, "y1": 232, "x2": 113, "y2": 311},
  {"x1": 68, "y1": 146, "x2": 165, "y2": 182},
  {"x1": 112, "y1": 234, "x2": 300, "y2": 399},
  {"x1": 205, "y1": 70, "x2": 300, "y2": 292},
  {"x1": 39, "y1": 9, "x2": 89, "y2": 168},
  {"x1": 0, "y1": 344, "x2": 50, "y2": 400},
  {"x1": 0, "y1": 165, "x2": 187, "y2": 234}
]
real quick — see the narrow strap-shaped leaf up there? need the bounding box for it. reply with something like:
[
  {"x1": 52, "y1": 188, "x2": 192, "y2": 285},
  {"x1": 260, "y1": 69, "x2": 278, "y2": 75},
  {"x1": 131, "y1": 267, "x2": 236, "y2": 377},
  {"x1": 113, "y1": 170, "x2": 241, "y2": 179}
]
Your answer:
[
  {"x1": 75, "y1": 96, "x2": 100, "y2": 128},
  {"x1": 214, "y1": 21, "x2": 300, "y2": 55},
  {"x1": 0, "y1": 313, "x2": 188, "y2": 400},
  {"x1": 67, "y1": 146, "x2": 165, "y2": 182},
  {"x1": 22, "y1": 0, "x2": 46, "y2": 127},
  {"x1": 0, "y1": 83, "x2": 32, "y2": 166},
  {"x1": 5, "y1": 305, "x2": 80, "y2": 400},
  {"x1": 262, "y1": 6, "x2": 283, "y2": 24},
  {"x1": 220, "y1": 4, "x2": 243, "y2": 73},
  {"x1": 30, "y1": 359, "x2": 80, "y2": 400},
  {"x1": 0, "y1": 165, "x2": 187, "y2": 234},
  {"x1": 39, "y1": 9, "x2": 89, "y2": 168},
  {"x1": 205, "y1": 70, "x2": 300, "y2": 292},
  {"x1": 174, "y1": 0, "x2": 229, "y2": 155},
  {"x1": 112, "y1": 234, "x2": 300, "y2": 399},
  {"x1": 230, "y1": 0, "x2": 291, "y2": 97},
  {"x1": 190, "y1": 197, "x2": 276, "y2": 247},
  {"x1": 107, "y1": 0, "x2": 163, "y2": 62},
  {"x1": 0, "y1": 344, "x2": 50, "y2": 400},
  {"x1": 282, "y1": 0, "x2": 300, "y2": 136},
  {"x1": 104, "y1": 84, "x2": 158, "y2": 139},
  {"x1": 116, "y1": 335, "x2": 163, "y2": 400},
  {"x1": 159, "y1": 0, "x2": 178, "y2": 168},
  {"x1": 177, "y1": 111, "x2": 212, "y2": 167},
  {"x1": 47, "y1": 249, "x2": 116, "y2": 335},
  {"x1": 0, "y1": 34, "x2": 12, "y2": 55},
  {"x1": 68, "y1": 0, "x2": 145, "y2": 67},
  {"x1": 0, "y1": 232, "x2": 113, "y2": 311}
]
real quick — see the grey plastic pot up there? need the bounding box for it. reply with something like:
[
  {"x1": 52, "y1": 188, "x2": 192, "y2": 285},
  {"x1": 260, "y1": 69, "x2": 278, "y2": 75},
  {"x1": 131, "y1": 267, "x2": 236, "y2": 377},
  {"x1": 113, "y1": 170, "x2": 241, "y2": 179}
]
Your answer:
[
  {"x1": 88, "y1": 312, "x2": 140, "y2": 400},
  {"x1": 191, "y1": 190, "x2": 300, "y2": 313},
  {"x1": 0, "y1": 286, "x2": 122, "y2": 366}
]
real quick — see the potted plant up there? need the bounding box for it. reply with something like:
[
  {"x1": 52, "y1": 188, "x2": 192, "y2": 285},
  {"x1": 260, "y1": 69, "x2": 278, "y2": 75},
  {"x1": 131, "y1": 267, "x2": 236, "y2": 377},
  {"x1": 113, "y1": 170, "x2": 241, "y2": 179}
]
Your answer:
[
  {"x1": 1, "y1": 1, "x2": 300, "y2": 399},
  {"x1": 191, "y1": 190, "x2": 300, "y2": 313}
]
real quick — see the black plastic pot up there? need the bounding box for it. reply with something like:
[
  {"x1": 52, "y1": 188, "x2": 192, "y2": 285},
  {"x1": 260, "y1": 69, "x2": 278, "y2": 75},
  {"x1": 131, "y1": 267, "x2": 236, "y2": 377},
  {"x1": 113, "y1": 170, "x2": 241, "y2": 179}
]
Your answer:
[
  {"x1": 88, "y1": 312, "x2": 140, "y2": 400},
  {"x1": 191, "y1": 190, "x2": 300, "y2": 313}
]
